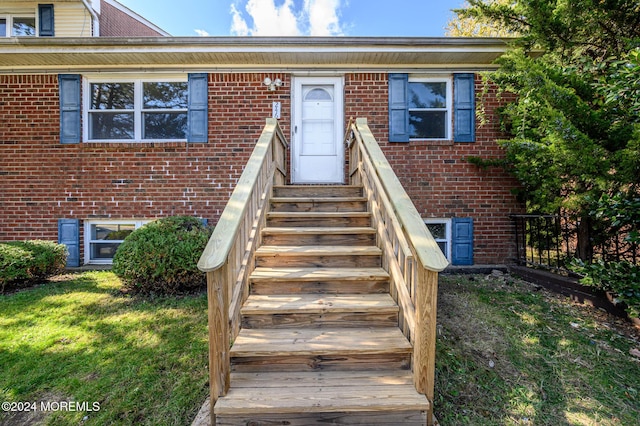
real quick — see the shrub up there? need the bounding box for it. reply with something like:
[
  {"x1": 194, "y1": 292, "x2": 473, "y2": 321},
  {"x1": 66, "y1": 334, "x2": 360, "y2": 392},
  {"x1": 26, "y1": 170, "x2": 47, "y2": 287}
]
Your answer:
[
  {"x1": 0, "y1": 240, "x2": 67, "y2": 293},
  {"x1": 571, "y1": 193, "x2": 640, "y2": 319},
  {"x1": 112, "y1": 216, "x2": 212, "y2": 295},
  {"x1": 573, "y1": 259, "x2": 640, "y2": 319}
]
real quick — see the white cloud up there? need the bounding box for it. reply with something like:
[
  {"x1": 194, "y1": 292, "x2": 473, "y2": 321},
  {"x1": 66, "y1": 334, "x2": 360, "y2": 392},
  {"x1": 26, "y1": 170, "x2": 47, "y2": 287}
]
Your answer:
[
  {"x1": 247, "y1": 0, "x2": 301, "y2": 36},
  {"x1": 230, "y1": 4, "x2": 250, "y2": 36},
  {"x1": 194, "y1": 29, "x2": 210, "y2": 37},
  {"x1": 230, "y1": 0, "x2": 344, "y2": 36},
  {"x1": 305, "y1": 0, "x2": 343, "y2": 36}
]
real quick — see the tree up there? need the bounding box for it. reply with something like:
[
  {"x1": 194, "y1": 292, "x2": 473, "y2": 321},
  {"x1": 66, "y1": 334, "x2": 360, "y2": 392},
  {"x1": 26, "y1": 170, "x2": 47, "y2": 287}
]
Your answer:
[
  {"x1": 452, "y1": 0, "x2": 640, "y2": 261},
  {"x1": 445, "y1": 0, "x2": 516, "y2": 37},
  {"x1": 453, "y1": 0, "x2": 640, "y2": 61}
]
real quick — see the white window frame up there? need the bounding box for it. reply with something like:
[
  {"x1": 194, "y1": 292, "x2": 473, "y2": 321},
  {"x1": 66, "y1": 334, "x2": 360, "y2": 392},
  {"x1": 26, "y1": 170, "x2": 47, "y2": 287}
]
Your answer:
[
  {"x1": 84, "y1": 219, "x2": 150, "y2": 264},
  {"x1": 0, "y1": 13, "x2": 37, "y2": 37},
  {"x1": 408, "y1": 76, "x2": 453, "y2": 140},
  {"x1": 424, "y1": 218, "x2": 452, "y2": 261},
  {"x1": 83, "y1": 74, "x2": 188, "y2": 143}
]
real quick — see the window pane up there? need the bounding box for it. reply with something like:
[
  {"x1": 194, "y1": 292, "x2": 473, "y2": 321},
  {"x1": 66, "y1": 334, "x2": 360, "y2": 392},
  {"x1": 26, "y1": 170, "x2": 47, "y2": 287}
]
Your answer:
[
  {"x1": 90, "y1": 243, "x2": 121, "y2": 260},
  {"x1": 410, "y1": 111, "x2": 446, "y2": 139},
  {"x1": 0, "y1": 19, "x2": 7, "y2": 37},
  {"x1": 91, "y1": 224, "x2": 135, "y2": 241},
  {"x1": 90, "y1": 83, "x2": 134, "y2": 110},
  {"x1": 304, "y1": 88, "x2": 332, "y2": 101},
  {"x1": 143, "y1": 112, "x2": 188, "y2": 139},
  {"x1": 409, "y1": 82, "x2": 446, "y2": 109},
  {"x1": 437, "y1": 241, "x2": 448, "y2": 256},
  {"x1": 143, "y1": 82, "x2": 188, "y2": 109},
  {"x1": 12, "y1": 17, "x2": 35, "y2": 36},
  {"x1": 427, "y1": 223, "x2": 446, "y2": 240},
  {"x1": 89, "y1": 112, "x2": 134, "y2": 140}
]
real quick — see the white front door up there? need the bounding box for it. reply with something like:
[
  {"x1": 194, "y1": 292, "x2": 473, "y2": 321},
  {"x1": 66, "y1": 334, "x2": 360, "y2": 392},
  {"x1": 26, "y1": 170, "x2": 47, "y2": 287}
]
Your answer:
[{"x1": 292, "y1": 77, "x2": 344, "y2": 184}]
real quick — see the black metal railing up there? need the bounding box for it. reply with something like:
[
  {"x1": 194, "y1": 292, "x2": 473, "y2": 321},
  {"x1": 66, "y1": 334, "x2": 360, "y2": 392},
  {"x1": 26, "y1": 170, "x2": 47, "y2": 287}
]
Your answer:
[{"x1": 511, "y1": 214, "x2": 638, "y2": 272}]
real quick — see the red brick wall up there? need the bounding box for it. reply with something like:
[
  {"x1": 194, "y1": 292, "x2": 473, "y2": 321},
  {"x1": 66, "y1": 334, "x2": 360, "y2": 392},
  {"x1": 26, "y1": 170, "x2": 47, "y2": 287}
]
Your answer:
[
  {"x1": 0, "y1": 72, "x2": 520, "y2": 265},
  {"x1": 0, "y1": 73, "x2": 289, "y2": 263},
  {"x1": 344, "y1": 73, "x2": 523, "y2": 265},
  {"x1": 99, "y1": 0, "x2": 166, "y2": 37}
]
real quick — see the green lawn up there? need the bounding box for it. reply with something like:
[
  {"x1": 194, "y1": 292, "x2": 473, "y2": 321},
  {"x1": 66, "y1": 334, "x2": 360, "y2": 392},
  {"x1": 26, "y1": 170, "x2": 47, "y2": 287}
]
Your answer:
[
  {"x1": 436, "y1": 273, "x2": 640, "y2": 425},
  {"x1": 0, "y1": 271, "x2": 208, "y2": 425},
  {"x1": 2, "y1": 271, "x2": 638, "y2": 425}
]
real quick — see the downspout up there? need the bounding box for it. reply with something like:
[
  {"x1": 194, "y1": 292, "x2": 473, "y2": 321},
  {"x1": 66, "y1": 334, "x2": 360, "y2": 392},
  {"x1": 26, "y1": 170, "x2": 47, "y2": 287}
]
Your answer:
[{"x1": 81, "y1": 0, "x2": 100, "y2": 36}]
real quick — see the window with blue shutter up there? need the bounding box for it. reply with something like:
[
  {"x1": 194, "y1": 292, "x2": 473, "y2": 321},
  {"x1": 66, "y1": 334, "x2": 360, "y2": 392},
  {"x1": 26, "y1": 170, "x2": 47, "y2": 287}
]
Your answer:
[
  {"x1": 453, "y1": 73, "x2": 475, "y2": 143},
  {"x1": 38, "y1": 4, "x2": 54, "y2": 37},
  {"x1": 452, "y1": 217, "x2": 474, "y2": 265},
  {"x1": 188, "y1": 73, "x2": 208, "y2": 143},
  {"x1": 59, "y1": 74, "x2": 81, "y2": 144},
  {"x1": 388, "y1": 73, "x2": 410, "y2": 142},
  {"x1": 58, "y1": 219, "x2": 80, "y2": 267}
]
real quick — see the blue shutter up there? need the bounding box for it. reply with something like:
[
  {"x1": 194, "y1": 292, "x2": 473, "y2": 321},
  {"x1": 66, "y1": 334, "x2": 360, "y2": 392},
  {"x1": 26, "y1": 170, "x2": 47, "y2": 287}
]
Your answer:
[
  {"x1": 58, "y1": 74, "x2": 81, "y2": 144},
  {"x1": 39, "y1": 4, "x2": 55, "y2": 37},
  {"x1": 452, "y1": 217, "x2": 474, "y2": 265},
  {"x1": 454, "y1": 73, "x2": 475, "y2": 143},
  {"x1": 188, "y1": 73, "x2": 208, "y2": 143},
  {"x1": 58, "y1": 219, "x2": 80, "y2": 267},
  {"x1": 388, "y1": 73, "x2": 409, "y2": 142},
  {"x1": 200, "y1": 218, "x2": 208, "y2": 226}
]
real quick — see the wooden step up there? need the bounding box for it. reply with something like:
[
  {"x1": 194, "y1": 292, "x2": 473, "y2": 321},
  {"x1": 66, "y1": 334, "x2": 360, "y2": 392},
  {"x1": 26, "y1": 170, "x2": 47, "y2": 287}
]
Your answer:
[
  {"x1": 241, "y1": 294, "x2": 399, "y2": 328},
  {"x1": 267, "y1": 211, "x2": 371, "y2": 227},
  {"x1": 255, "y1": 245, "x2": 382, "y2": 268},
  {"x1": 230, "y1": 327, "x2": 412, "y2": 372},
  {"x1": 249, "y1": 267, "x2": 390, "y2": 295},
  {"x1": 261, "y1": 226, "x2": 376, "y2": 246},
  {"x1": 270, "y1": 197, "x2": 368, "y2": 213},
  {"x1": 215, "y1": 371, "x2": 428, "y2": 425},
  {"x1": 273, "y1": 185, "x2": 363, "y2": 198}
]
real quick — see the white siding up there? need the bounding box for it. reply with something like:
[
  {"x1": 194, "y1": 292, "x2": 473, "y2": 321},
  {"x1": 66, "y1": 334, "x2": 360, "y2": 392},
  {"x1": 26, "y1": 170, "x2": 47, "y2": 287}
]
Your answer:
[
  {"x1": 55, "y1": 2, "x2": 93, "y2": 37},
  {"x1": 0, "y1": 2, "x2": 34, "y2": 15},
  {"x1": 0, "y1": 1, "x2": 93, "y2": 37}
]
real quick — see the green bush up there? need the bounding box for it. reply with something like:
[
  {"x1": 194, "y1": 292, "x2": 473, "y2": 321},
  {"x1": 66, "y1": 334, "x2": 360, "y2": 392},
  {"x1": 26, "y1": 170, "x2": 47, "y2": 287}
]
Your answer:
[
  {"x1": 0, "y1": 240, "x2": 67, "y2": 293},
  {"x1": 573, "y1": 259, "x2": 640, "y2": 319},
  {"x1": 112, "y1": 216, "x2": 212, "y2": 295},
  {"x1": 571, "y1": 193, "x2": 640, "y2": 319}
]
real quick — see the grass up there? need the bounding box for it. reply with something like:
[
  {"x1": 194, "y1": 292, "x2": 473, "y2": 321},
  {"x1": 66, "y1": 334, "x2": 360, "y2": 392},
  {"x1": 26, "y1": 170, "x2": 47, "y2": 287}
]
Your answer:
[
  {"x1": 436, "y1": 273, "x2": 640, "y2": 425},
  {"x1": 2, "y1": 270, "x2": 639, "y2": 425},
  {"x1": 0, "y1": 271, "x2": 208, "y2": 426}
]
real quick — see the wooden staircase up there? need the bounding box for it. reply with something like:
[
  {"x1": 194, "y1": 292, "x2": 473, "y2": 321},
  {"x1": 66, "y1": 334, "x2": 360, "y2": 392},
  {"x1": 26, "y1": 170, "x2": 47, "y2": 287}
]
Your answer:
[{"x1": 213, "y1": 185, "x2": 430, "y2": 425}]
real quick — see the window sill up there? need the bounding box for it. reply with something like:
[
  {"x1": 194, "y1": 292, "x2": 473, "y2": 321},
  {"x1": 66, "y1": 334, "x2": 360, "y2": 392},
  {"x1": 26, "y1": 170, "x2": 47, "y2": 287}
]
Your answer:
[
  {"x1": 85, "y1": 139, "x2": 187, "y2": 144},
  {"x1": 80, "y1": 141, "x2": 190, "y2": 149},
  {"x1": 84, "y1": 260, "x2": 113, "y2": 266},
  {"x1": 409, "y1": 139, "x2": 454, "y2": 147}
]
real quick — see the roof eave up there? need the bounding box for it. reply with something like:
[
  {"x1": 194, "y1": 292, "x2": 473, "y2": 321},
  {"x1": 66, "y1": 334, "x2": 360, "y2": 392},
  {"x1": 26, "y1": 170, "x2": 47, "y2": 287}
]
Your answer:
[{"x1": 0, "y1": 36, "x2": 521, "y2": 73}]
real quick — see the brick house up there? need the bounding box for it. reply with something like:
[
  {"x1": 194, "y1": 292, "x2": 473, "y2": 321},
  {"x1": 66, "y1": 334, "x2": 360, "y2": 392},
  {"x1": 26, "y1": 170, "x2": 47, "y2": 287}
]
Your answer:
[{"x1": 0, "y1": 1, "x2": 522, "y2": 268}]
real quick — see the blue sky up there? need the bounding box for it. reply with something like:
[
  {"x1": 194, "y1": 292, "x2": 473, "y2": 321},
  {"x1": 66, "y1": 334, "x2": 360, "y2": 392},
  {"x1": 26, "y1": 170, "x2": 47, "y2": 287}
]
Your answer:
[{"x1": 116, "y1": 0, "x2": 467, "y2": 37}]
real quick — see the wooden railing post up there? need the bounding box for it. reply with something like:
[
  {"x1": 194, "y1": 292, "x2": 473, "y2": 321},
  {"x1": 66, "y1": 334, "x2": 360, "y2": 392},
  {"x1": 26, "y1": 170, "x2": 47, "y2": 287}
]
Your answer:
[
  {"x1": 207, "y1": 268, "x2": 230, "y2": 424},
  {"x1": 413, "y1": 266, "x2": 439, "y2": 426}
]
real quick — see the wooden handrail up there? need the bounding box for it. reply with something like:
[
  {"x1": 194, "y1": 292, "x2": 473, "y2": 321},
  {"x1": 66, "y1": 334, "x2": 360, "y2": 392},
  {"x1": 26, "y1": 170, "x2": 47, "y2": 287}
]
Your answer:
[
  {"x1": 197, "y1": 118, "x2": 287, "y2": 424},
  {"x1": 198, "y1": 118, "x2": 287, "y2": 272},
  {"x1": 346, "y1": 117, "x2": 447, "y2": 426},
  {"x1": 351, "y1": 118, "x2": 448, "y2": 273}
]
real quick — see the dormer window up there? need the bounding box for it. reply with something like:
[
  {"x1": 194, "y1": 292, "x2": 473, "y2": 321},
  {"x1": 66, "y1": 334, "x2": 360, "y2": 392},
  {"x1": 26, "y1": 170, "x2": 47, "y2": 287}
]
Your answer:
[
  {"x1": 0, "y1": 5, "x2": 54, "y2": 37},
  {"x1": 0, "y1": 15, "x2": 36, "y2": 37}
]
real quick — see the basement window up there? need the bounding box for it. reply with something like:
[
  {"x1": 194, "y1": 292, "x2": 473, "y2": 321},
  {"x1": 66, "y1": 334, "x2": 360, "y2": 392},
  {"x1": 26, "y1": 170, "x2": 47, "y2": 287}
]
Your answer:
[
  {"x1": 424, "y1": 218, "x2": 452, "y2": 261},
  {"x1": 84, "y1": 220, "x2": 149, "y2": 264}
]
